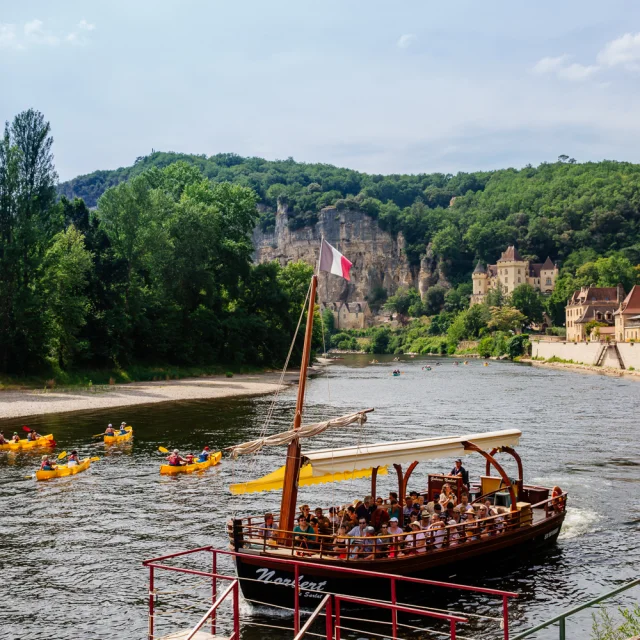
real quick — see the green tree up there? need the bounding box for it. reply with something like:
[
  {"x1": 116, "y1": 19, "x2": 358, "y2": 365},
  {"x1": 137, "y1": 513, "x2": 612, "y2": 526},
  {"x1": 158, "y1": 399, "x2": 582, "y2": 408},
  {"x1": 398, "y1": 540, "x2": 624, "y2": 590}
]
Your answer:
[
  {"x1": 41, "y1": 226, "x2": 93, "y2": 367},
  {"x1": 509, "y1": 284, "x2": 544, "y2": 323},
  {"x1": 488, "y1": 306, "x2": 527, "y2": 332},
  {"x1": 424, "y1": 285, "x2": 446, "y2": 316}
]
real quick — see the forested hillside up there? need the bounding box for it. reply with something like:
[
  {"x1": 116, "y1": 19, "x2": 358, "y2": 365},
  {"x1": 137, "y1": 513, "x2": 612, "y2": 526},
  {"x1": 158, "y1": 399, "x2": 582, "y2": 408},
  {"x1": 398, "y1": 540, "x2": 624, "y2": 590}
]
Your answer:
[{"x1": 60, "y1": 152, "x2": 640, "y2": 286}]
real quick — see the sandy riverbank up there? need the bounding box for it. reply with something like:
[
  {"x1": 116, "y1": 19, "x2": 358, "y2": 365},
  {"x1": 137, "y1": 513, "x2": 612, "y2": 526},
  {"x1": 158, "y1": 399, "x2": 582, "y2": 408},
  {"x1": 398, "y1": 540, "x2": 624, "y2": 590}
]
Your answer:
[
  {"x1": 521, "y1": 358, "x2": 640, "y2": 380},
  {"x1": 0, "y1": 372, "x2": 300, "y2": 420}
]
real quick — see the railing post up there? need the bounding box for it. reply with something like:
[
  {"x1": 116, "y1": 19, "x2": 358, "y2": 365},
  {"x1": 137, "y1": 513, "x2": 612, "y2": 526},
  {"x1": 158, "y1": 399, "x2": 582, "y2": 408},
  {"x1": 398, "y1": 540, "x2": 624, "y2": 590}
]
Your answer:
[
  {"x1": 335, "y1": 597, "x2": 341, "y2": 640},
  {"x1": 450, "y1": 619, "x2": 457, "y2": 640},
  {"x1": 325, "y1": 594, "x2": 333, "y2": 640},
  {"x1": 391, "y1": 577, "x2": 398, "y2": 638},
  {"x1": 503, "y1": 594, "x2": 510, "y2": 640},
  {"x1": 294, "y1": 562, "x2": 300, "y2": 634},
  {"x1": 211, "y1": 550, "x2": 217, "y2": 636},
  {"x1": 559, "y1": 617, "x2": 566, "y2": 640},
  {"x1": 148, "y1": 565, "x2": 154, "y2": 640},
  {"x1": 233, "y1": 580, "x2": 240, "y2": 639}
]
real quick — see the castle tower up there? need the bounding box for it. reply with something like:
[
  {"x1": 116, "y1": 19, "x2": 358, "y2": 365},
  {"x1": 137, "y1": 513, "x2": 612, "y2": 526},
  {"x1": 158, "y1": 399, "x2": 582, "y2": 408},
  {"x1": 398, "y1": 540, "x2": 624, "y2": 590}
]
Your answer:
[
  {"x1": 496, "y1": 245, "x2": 526, "y2": 295},
  {"x1": 471, "y1": 261, "x2": 488, "y2": 305}
]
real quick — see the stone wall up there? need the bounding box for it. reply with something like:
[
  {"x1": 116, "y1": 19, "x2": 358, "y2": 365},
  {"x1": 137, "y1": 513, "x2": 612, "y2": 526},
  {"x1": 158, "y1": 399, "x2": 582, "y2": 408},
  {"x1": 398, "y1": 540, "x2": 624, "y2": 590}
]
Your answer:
[
  {"x1": 531, "y1": 340, "x2": 640, "y2": 369},
  {"x1": 252, "y1": 205, "x2": 447, "y2": 303}
]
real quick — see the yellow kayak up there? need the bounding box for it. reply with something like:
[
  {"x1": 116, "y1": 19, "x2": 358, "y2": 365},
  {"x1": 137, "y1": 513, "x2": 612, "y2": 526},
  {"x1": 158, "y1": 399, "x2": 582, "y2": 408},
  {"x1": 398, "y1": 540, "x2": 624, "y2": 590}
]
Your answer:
[
  {"x1": 104, "y1": 426, "x2": 133, "y2": 444},
  {"x1": 0, "y1": 434, "x2": 55, "y2": 451},
  {"x1": 35, "y1": 458, "x2": 92, "y2": 481},
  {"x1": 160, "y1": 451, "x2": 221, "y2": 475}
]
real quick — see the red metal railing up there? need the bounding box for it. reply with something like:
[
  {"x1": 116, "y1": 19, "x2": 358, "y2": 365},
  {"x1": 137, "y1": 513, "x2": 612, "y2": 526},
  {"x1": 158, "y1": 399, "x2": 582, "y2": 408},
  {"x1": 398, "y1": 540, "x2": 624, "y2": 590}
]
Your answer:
[{"x1": 143, "y1": 546, "x2": 518, "y2": 640}]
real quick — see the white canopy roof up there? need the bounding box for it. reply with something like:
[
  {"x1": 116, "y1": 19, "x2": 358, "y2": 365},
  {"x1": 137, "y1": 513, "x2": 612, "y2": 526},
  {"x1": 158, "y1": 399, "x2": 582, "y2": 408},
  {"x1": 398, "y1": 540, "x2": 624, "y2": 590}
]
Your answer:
[{"x1": 302, "y1": 429, "x2": 522, "y2": 477}]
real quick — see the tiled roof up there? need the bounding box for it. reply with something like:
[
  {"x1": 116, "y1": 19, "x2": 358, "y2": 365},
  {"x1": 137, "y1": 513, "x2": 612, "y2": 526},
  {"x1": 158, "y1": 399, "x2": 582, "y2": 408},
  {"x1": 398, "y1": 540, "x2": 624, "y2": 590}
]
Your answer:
[
  {"x1": 569, "y1": 287, "x2": 620, "y2": 305},
  {"x1": 473, "y1": 261, "x2": 486, "y2": 274},
  {"x1": 497, "y1": 245, "x2": 523, "y2": 262},
  {"x1": 541, "y1": 256, "x2": 555, "y2": 270},
  {"x1": 529, "y1": 263, "x2": 543, "y2": 278},
  {"x1": 619, "y1": 285, "x2": 640, "y2": 315}
]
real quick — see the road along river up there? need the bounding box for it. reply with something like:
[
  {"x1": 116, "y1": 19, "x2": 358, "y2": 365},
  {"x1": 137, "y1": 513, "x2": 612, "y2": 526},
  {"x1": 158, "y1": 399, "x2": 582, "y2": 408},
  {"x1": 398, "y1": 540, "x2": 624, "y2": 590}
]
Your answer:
[{"x1": 1, "y1": 356, "x2": 638, "y2": 639}]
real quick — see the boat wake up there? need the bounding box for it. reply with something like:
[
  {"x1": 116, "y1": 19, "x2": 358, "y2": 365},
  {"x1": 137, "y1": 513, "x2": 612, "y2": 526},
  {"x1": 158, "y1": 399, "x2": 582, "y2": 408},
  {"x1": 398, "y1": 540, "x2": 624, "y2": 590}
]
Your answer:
[{"x1": 559, "y1": 507, "x2": 601, "y2": 540}]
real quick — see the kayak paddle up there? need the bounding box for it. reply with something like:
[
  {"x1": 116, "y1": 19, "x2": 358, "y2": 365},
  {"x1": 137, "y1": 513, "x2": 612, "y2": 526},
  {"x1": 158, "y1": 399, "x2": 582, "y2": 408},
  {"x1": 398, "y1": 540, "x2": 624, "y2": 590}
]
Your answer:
[
  {"x1": 57, "y1": 451, "x2": 67, "y2": 460},
  {"x1": 22, "y1": 425, "x2": 32, "y2": 432},
  {"x1": 158, "y1": 446, "x2": 169, "y2": 454},
  {"x1": 89, "y1": 456, "x2": 100, "y2": 462}
]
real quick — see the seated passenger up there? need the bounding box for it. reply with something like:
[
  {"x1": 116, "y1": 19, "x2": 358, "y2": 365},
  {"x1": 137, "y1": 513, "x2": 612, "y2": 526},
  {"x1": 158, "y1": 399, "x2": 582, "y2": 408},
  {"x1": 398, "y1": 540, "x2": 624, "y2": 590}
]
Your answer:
[
  {"x1": 328, "y1": 507, "x2": 341, "y2": 532},
  {"x1": 387, "y1": 517, "x2": 404, "y2": 557},
  {"x1": 259, "y1": 513, "x2": 276, "y2": 540},
  {"x1": 448, "y1": 520, "x2": 463, "y2": 546},
  {"x1": 167, "y1": 449, "x2": 185, "y2": 466},
  {"x1": 370, "y1": 501, "x2": 390, "y2": 531},
  {"x1": 348, "y1": 518, "x2": 368, "y2": 538},
  {"x1": 551, "y1": 486, "x2": 565, "y2": 512},
  {"x1": 332, "y1": 525, "x2": 349, "y2": 559},
  {"x1": 105, "y1": 424, "x2": 116, "y2": 436},
  {"x1": 298, "y1": 504, "x2": 312, "y2": 523},
  {"x1": 197, "y1": 446, "x2": 211, "y2": 462},
  {"x1": 11, "y1": 432, "x2": 20, "y2": 443},
  {"x1": 439, "y1": 483, "x2": 457, "y2": 508},
  {"x1": 184, "y1": 453, "x2": 195, "y2": 465},
  {"x1": 27, "y1": 430, "x2": 37, "y2": 441},
  {"x1": 343, "y1": 506, "x2": 358, "y2": 529},
  {"x1": 402, "y1": 496, "x2": 415, "y2": 519},
  {"x1": 40, "y1": 454, "x2": 56, "y2": 471},
  {"x1": 420, "y1": 510, "x2": 431, "y2": 530},
  {"x1": 388, "y1": 499, "x2": 401, "y2": 521},
  {"x1": 484, "y1": 499, "x2": 497, "y2": 516},
  {"x1": 359, "y1": 527, "x2": 377, "y2": 560},
  {"x1": 444, "y1": 501, "x2": 458, "y2": 523},
  {"x1": 67, "y1": 450, "x2": 80, "y2": 467},
  {"x1": 0, "y1": 432, "x2": 6, "y2": 444},
  {"x1": 427, "y1": 516, "x2": 446, "y2": 549},
  {"x1": 119, "y1": 422, "x2": 128, "y2": 435},
  {"x1": 465, "y1": 508, "x2": 481, "y2": 541},
  {"x1": 293, "y1": 516, "x2": 316, "y2": 550},
  {"x1": 454, "y1": 492, "x2": 470, "y2": 517},
  {"x1": 314, "y1": 508, "x2": 332, "y2": 537},
  {"x1": 375, "y1": 523, "x2": 391, "y2": 558},
  {"x1": 407, "y1": 521, "x2": 427, "y2": 554}
]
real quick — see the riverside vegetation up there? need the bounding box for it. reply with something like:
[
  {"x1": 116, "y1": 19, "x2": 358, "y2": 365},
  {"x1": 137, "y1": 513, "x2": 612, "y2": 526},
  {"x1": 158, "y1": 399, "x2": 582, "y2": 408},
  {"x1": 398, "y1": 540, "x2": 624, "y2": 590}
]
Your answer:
[{"x1": 5, "y1": 109, "x2": 640, "y2": 383}]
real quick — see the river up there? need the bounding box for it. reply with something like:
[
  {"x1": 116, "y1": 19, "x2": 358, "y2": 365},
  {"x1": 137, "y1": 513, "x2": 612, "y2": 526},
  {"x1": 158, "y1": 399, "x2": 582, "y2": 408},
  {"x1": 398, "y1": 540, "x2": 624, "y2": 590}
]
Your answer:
[{"x1": 1, "y1": 356, "x2": 638, "y2": 639}]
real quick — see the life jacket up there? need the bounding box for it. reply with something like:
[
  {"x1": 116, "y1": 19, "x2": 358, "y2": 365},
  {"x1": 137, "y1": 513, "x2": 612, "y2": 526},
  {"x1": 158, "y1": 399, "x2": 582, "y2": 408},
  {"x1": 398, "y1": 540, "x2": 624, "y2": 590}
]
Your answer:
[
  {"x1": 41, "y1": 460, "x2": 53, "y2": 469},
  {"x1": 69, "y1": 454, "x2": 79, "y2": 462},
  {"x1": 12, "y1": 435, "x2": 20, "y2": 442},
  {"x1": 168, "y1": 454, "x2": 181, "y2": 465},
  {"x1": 106, "y1": 428, "x2": 115, "y2": 435},
  {"x1": 185, "y1": 455, "x2": 194, "y2": 464}
]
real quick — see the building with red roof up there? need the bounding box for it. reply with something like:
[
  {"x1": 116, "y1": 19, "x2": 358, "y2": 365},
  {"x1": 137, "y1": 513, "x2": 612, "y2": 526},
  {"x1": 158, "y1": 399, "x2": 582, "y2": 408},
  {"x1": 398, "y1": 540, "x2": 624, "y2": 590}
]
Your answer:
[{"x1": 614, "y1": 285, "x2": 640, "y2": 342}]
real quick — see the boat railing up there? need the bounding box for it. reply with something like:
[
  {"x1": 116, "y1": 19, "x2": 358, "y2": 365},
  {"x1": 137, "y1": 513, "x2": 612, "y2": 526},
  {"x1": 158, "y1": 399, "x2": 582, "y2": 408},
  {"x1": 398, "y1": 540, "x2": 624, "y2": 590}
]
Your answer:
[
  {"x1": 233, "y1": 508, "x2": 536, "y2": 560},
  {"x1": 144, "y1": 546, "x2": 518, "y2": 639}
]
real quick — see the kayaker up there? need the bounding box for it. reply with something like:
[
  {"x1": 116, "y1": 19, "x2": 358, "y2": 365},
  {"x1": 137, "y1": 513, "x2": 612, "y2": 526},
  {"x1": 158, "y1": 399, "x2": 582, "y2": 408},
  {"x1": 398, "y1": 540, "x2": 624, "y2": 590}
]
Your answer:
[
  {"x1": 184, "y1": 453, "x2": 195, "y2": 465},
  {"x1": 197, "y1": 446, "x2": 210, "y2": 462},
  {"x1": 0, "y1": 432, "x2": 6, "y2": 444},
  {"x1": 119, "y1": 422, "x2": 128, "y2": 435},
  {"x1": 27, "y1": 429, "x2": 41, "y2": 441},
  {"x1": 167, "y1": 449, "x2": 186, "y2": 466},
  {"x1": 41, "y1": 454, "x2": 57, "y2": 471},
  {"x1": 105, "y1": 424, "x2": 116, "y2": 436},
  {"x1": 67, "y1": 450, "x2": 80, "y2": 467},
  {"x1": 11, "y1": 432, "x2": 20, "y2": 443}
]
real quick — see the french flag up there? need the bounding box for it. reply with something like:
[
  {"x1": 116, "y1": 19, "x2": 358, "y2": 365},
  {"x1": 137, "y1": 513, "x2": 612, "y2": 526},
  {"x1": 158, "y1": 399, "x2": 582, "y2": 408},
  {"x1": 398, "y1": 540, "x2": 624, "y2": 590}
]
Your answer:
[{"x1": 319, "y1": 238, "x2": 353, "y2": 281}]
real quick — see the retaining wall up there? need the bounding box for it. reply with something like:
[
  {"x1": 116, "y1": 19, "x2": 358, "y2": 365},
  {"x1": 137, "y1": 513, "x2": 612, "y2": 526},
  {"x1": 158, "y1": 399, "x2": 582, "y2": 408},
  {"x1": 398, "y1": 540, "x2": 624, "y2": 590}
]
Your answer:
[{"x1": 531, "y1": 340, "x2": 640, "y2": 369}]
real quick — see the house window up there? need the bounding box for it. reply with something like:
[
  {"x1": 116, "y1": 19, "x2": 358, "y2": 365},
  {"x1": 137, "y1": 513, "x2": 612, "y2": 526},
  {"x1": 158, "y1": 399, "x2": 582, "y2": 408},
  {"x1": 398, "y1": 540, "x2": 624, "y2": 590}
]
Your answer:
[
  {"x1": 505, "y1": 277, "x2": 508, "y2": 283},
  {"x1": 518, "y1": 277, "x2": 521, "y2": 283},
  {"x1": 518, "y1": 269, "x2": 521, "y2": 275},
  {"x1": 546, "y1": 278, "x2": 552, "y2": 285}
]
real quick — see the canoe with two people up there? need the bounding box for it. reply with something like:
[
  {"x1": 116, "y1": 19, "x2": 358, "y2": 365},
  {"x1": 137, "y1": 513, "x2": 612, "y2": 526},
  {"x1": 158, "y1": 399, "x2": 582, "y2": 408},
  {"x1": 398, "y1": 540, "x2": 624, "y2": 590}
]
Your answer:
[{"x1": 160, "y1": 447, "x2": 222, "y2": 475}]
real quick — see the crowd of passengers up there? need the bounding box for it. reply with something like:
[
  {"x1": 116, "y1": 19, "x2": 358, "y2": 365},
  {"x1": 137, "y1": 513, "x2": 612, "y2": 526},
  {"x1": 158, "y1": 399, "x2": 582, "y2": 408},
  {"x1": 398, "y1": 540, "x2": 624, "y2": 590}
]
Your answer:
[{"x1": 256, "y1": 483, "x2": 512, "y2": 559}]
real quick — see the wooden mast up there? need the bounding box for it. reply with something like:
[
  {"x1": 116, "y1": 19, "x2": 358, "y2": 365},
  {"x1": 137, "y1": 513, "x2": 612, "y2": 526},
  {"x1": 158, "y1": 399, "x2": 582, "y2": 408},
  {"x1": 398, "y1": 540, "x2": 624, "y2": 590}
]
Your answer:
[{"x1": 278, "y1": 274, "x2": 318, "y2": 537}]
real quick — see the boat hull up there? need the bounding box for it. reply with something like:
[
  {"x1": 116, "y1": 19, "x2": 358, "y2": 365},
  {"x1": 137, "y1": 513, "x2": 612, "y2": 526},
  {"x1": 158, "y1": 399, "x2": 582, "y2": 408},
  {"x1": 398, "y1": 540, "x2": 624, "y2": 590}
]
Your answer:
[
  {"x1": 35, "y1": 458, "x2": 92, "y2": 481},
  {"x1": 104, "y1": 427, "x2": 133, "y2": 444},
  {"x1": 160, "y1": 451, "x2": 222, "y2": 475},
  {"x1": 234, "y1": 511, "x2": 565, "y2": 608},
  {"x1": 0, "y1": 434, "x2": 55, "y2": 451}
]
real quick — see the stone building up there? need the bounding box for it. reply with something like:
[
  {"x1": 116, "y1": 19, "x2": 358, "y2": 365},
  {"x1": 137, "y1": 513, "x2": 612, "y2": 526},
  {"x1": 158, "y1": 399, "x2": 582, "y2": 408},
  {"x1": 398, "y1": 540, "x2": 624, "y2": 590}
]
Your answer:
[
  {"x1": 321, "y1": 301, "x2": 372, "y2": 330},
  {"x1": 614, "y1": 285, "x2": 640, "y2": 342},
  {"x1": 565, "y1": 285, "x2": 625, "y2": 342},
  {"x1": 471, "y1": 246, "x2": 558, "y2": 305}
]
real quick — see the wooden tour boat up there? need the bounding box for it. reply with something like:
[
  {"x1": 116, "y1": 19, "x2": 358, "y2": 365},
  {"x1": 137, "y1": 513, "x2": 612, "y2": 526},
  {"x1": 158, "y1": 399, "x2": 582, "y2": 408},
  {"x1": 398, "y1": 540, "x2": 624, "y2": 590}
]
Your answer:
[{"x1": 226, "y1": 243, "x2": 568, "y2": 609}]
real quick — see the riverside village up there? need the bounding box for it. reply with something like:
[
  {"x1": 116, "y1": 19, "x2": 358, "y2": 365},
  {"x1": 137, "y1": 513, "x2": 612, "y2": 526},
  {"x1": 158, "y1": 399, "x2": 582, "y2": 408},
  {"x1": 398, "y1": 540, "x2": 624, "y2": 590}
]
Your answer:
[{"x1": 2, "y1": 4, "x2": 639, "y2": 640}]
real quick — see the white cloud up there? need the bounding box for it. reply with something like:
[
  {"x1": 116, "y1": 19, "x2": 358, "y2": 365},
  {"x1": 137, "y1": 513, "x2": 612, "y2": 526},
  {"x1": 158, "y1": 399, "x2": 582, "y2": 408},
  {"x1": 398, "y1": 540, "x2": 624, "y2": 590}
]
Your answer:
[
  {"x1": 397, "y1": 34, "x2": 416, "y2": 49},
  {"x1": 597, "y1": 32, "x2": 640, "y2": 69},
  {"x1": 77, "y1": 19, "x2": 95, "y2": 32},
  {"x1": 532, "y1": 55, "x2": 570, "y2": 75},
  {"x1": 533, "y1": 55, "x2": 599, "y2": 82},
  {"x1": 24, "y1": 19, "x2": 59, "y2": 45},
  {"x1": 0, "y1": 23, "x2": 20, "y2": 49}
]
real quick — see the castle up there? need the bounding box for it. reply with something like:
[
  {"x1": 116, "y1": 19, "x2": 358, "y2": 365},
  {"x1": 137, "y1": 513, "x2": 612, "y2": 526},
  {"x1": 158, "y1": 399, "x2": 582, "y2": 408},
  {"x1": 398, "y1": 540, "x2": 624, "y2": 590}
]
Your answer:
[{"x1": 471, "y1": 246, "x2": 558, "y2": 306}]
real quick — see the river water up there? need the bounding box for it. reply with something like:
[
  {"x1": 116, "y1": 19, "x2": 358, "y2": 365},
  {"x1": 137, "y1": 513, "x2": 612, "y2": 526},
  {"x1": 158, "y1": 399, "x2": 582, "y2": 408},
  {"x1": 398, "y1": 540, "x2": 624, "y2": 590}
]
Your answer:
[{"x1": 1, "y1": 356, "x2": 638, "y2": 640}]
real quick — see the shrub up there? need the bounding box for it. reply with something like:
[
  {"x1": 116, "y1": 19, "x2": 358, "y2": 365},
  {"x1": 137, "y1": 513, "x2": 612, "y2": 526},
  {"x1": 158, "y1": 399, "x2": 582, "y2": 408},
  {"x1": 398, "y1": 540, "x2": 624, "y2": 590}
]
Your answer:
[
  {"x1": 225, "y1": 371, "x2": 234, "y2": 378},
  {"x1": 477, "y1": 336, "x2": 495, "y2": 358},
  {"x1": 506, "y1": 334, "x2": 530, "y2": 359}
]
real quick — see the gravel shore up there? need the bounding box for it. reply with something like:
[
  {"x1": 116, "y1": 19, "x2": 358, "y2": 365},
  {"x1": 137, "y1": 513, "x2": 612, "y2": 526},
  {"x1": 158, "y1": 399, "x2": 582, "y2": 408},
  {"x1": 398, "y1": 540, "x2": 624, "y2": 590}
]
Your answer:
[
  {"x1": 0, "y1": 372, "x2": 299, "y2": 420},
  {"x1": 521, "y1": 358, "x2": 640, "y2": 380}
]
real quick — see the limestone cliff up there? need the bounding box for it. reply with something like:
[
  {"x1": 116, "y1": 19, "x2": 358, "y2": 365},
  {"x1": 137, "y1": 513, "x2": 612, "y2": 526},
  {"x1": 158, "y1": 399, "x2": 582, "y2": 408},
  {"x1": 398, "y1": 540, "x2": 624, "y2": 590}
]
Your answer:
[{"x1": 253, "y1": 205, "x2": 447, "y2": 302}]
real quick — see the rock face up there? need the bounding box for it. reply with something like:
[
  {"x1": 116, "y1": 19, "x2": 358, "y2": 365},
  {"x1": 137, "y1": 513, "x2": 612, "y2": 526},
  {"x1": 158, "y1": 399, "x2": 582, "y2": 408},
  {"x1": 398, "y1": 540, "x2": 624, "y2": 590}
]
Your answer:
[{"x1": 253, "y1": 205, "x2": 444, "y2": 302}]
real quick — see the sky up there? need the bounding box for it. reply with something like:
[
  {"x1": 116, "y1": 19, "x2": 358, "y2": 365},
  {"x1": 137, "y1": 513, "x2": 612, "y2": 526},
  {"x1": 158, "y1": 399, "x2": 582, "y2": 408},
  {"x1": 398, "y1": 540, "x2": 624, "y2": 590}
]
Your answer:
[{"x1": 3, "y1": 1, "x2": 640, "y2": 181}]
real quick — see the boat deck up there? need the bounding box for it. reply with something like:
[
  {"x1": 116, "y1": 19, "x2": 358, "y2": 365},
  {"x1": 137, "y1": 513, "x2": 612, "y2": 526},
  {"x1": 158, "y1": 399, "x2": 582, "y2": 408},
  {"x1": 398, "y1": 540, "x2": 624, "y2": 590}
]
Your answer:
[{"x1": 157, "y1": 631, "x2": 222, "y2": 640}]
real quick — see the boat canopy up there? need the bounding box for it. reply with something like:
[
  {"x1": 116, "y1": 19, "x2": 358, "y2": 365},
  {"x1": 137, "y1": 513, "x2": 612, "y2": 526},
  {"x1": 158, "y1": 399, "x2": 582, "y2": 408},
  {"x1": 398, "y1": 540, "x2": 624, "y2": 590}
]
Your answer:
[{"x1": 229, "y1": 429, "x2": 521, "y2": 494}]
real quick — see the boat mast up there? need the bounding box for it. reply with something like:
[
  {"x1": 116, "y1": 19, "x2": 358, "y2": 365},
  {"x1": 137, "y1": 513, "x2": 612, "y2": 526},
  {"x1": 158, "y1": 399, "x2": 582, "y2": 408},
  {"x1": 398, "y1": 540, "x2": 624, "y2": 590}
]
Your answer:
[{"x1": 278, "y1": 273, "x2": 318, "y2": 537}]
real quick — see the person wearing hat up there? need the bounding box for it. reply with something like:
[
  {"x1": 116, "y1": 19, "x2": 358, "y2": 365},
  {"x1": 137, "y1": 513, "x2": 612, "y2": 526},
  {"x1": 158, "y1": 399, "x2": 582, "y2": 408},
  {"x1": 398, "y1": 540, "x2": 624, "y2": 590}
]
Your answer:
[
  {"x1": 450, "y1": 458, "x2": 469, "y2": 487},
  {"x1": 359, "y1": 526, "x2": 378, "y2": 560},
  {"x1": 118, "y1": 422, "x2": 128, "y2": 435},
  {"x1": 166, "y1": 449, "x2": 186, "y2": 466},
  {"x1": 387, "y1": 517, "x2": 404, "y2": 557},
  {"x1": 420, "y1": 510, "x2": 431, "y2": 530},
  {"x1": 407, "y1": 521, "x2": 427, "y2": 555},
  {"x1": 11, "y1": 432, "x2": 20, "y2": 443},
  {"x1": 67, "y1": 450, "x2": 80, "y2": 467},
  {"x1": 197, "y1": 446, "x2": 211, "y2": 462},
  {"x1": 105, "y1": 424, "x2": 116, "y2": 436},
  {"x1": 40, "y1": 454, "x2": 57, "y2": 471}
]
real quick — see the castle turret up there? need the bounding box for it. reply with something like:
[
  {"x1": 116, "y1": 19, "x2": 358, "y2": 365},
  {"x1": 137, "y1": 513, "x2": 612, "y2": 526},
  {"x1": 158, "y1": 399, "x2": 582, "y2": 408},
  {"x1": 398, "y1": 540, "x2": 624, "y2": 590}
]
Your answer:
[{"x1": 471, "y1": 261, "x2": 488, "y2": 305}]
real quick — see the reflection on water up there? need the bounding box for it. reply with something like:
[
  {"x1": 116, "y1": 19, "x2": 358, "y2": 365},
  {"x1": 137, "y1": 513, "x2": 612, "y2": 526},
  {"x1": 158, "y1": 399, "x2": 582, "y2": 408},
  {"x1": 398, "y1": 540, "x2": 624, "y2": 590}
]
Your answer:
[{"x1": 1, "y1": 355, "x2": 639, "y2": 639}]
